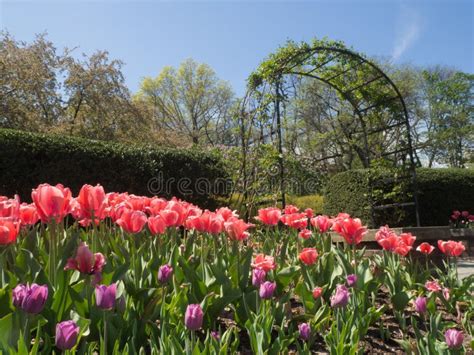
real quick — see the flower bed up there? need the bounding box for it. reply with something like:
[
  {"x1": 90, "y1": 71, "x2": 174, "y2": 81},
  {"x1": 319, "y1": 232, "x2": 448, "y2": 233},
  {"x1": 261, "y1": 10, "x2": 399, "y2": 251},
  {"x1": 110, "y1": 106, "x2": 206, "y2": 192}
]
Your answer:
[{"x1": 0, "y1": 184, "x2": 472, "y2": 353}]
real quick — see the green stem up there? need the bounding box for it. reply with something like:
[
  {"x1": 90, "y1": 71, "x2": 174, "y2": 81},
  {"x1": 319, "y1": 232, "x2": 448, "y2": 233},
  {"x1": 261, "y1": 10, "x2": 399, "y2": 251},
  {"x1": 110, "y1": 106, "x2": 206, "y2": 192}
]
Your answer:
[
  {"x1": 24, "y1": 315, "x2": 30, "y2": 349},
  {"x1": 103, "y1": 311, "x2": 107, "y2": 355}
]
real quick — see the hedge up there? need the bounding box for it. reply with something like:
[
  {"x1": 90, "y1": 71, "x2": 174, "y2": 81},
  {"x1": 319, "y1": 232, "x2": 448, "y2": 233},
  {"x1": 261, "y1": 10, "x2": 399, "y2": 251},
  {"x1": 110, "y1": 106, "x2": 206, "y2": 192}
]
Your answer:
[
  {"x1": 323, "y1": 168, "x2": 474, "y2": 227},
  {"x1": 0, "y1": 129, "x2": 228, "y2": 208}
]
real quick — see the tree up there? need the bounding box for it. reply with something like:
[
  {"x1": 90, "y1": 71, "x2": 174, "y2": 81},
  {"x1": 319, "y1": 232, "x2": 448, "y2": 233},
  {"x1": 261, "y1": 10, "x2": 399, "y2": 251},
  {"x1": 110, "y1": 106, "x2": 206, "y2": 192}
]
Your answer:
[
  {"x1": 421, "y1": 68, "x2": 473, "y2": 167},
  {"x1": 135, "y1": 59, "x2": 235, "y2": 145},
  {"x1": 0, "y1": 32, "x2": 148, "y2": 142}
]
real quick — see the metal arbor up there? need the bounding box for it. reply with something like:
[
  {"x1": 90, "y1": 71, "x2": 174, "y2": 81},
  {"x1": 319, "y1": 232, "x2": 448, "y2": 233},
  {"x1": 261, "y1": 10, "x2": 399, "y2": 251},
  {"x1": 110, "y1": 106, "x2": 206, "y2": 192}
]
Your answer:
[{"x1": 248, "y1": 39, "x2": 420, "y2": 226}]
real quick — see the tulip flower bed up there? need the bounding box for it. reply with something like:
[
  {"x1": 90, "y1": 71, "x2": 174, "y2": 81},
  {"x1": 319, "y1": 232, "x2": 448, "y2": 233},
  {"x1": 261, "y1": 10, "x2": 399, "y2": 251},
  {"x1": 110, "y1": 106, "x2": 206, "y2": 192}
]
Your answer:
[{"x1": 0, "y1": 183, "x2": 472, "y2": 354}]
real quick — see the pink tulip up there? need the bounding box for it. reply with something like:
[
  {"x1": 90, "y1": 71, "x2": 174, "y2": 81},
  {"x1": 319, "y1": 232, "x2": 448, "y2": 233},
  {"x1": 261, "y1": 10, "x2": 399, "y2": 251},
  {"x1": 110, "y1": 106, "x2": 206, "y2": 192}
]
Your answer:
[
  {"x1": 438, "y1": 240, "x2": 465, "y2": 257},
  {"x1": 280, "y1": 213, "x2": 308, "y2": 229},
  {"x1": 255, "y1": 207, "x2": 281, "y2": 226},
  {"x1": 0, "y1": 196, "x2": 20, "y2": 220},
  {"x1": 310, "y1": 215, "x2": 332, "y2": 233},
  {"x1": 0, "y1": 219, "x2": 19, "y2": 245},
  {"x1": 425, "y1": 280, "x2": 442, "y2": 293},
  {"x1": 252, "y1": 269, "x2": 266, "y2": 287},
  {"x1": 64, "y1": 242, "x2": 105, "y2": 275},
  {"x1": 298, "y1": 229, "x2": 312, "y2": 239},
  {"x1": 32, "y1": 183, "x2": 72, "y2": 223},
  {"x1": 76, "y1": 184, "x2": 107, "y2": 222},
  {"x1": 283, "y1": 205, "x2": 299, "y2": 214},
  {"x1": 148, "y1": 215, "x2": 167, "y2": 235},
  {"x1": 215, "y1": 207, "x2": 238, "y2": 221},
  {"x1": 251, "y1": 254, "x2": 276, "y2": 272},
  {"x1": 416, "y1": 242, "x2": 435, "y2": 255},
  {"x1": 224, "y1": 217, "x2": 254, "y2": 241},
  {"x1": 330, "y1": 284, "x2": 350, "y2": 308},
  {"x1": 185, "y1": 304, "x2": 203, "y2": 331},
  {"x1": 312, "y1": 286, "x2": 323, "y2": 299},
  {"x1": 444, "y1": 329, "x2": 463, "y2": 349},
  {"x1": 332, "y1": 217, "x2": 367, "y2": 245},
  {"x1": 116, "y1": 209, "x2": 147, "y2": 234},
  {"x1": 19, "y1": 203, "x2": 39, "y2": 226},
  {"x1": 259, "y1": 281, "x2": 276, "y2": 299},
  {"x1": 95, "y1": 283, "x2": 117, "y2": 310},
  {"x1": 299, "y1": 248, "x2": 318, "y2": 266}
]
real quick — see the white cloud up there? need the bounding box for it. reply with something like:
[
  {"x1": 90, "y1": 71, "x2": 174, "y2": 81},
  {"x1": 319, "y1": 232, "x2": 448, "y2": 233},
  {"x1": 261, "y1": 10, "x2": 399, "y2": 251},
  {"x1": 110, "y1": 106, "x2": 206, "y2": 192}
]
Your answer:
[{"x1": 392, "y1": 5, "x2": 421, "y2": 62}]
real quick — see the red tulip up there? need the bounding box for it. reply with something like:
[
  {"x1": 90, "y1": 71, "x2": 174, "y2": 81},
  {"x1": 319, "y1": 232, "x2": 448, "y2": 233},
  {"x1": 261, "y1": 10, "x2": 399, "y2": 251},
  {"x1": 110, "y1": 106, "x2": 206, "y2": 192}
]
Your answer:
[
  {"x1": 299, "y1": 248, "x2": 318, "y2": 265},
  {"x1": 332, "y1": 217, "x2": 367, "y2": 245},
  {"x1": 224, "y1": 217, "x2": 254, "y2": 241},
  {"x1": 148, "y1": 215, "x2": 167, "y2": 235},
  {"x1": 64, "y1": 242, "x2": 105, "y2": 275},
  {"x1": 32, "y1": 183, "x2": 72, "y2": 223},
  {"x1": 437, "y1": 240, "x2": 465, "y2": 257},
  {"x1": 310, "y1": 215, "x2": 332, "y2": 233},
  {"x1": 416, "y1": 242, "x2": 435, "y2": 255},
  {"x1": 251, "y1": 254, "x2": 276, "y2": 272},
  {"x1": 375, "y1": 226, "x2": 415, "y2": 256},
  {"x1": 0, "y1": 219, "x2": 19, "y2": 245},
  {"x1": 116, "y1": 209, "x2": 147, "y2": 234},
  {"x1": 255, "y1": 207, "x2": 281, "y2": 226}
]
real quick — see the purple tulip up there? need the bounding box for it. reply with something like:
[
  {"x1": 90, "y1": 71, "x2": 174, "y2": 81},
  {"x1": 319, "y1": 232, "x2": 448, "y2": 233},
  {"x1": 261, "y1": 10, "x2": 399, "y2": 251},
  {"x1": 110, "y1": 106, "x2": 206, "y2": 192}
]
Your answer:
[
  {"x1": 414, "y1": 296, "x2": 427, "y2": 314},
  {"x1": 12, "y1": 284, "x2": 28, "y2": 308},
  {"x1": 298, "y1": 323, "x2": 311, "y2": 341},
  {"x1": 330, "y1": 284, "x2": 350, "y2": 308},
  {"x1": 158, "y1": 264, "x2": 173, "y2": 284},
  {"x1": 55, "y1": 320, "x2": 80, "y2": 350},
  {"x1": 185, "y1": 304, "x2": 203, "y2": 331},
  {"x1": 444, "y1": 329, "x2": 463, "y2": 349},
  {"x1": 95, "y1": 283, "x2": 117, "y2": 310},
  {"x1": 252, "y1": 269, "x2": 266, "y2": 287},
  {"x1": 13, "y1": 283, "x2": 48, "y2": 314},
  {"x1": 346, "y1": 274, "x2": 357, "y2": 288},
  {"x1": 259, "y1": 281, "x2": 276, "y2": 299}
]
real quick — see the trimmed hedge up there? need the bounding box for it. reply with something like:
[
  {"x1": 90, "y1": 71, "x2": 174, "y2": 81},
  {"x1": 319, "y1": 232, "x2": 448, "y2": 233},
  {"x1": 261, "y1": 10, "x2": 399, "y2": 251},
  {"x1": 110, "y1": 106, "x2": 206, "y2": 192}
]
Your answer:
[
  {"x1": 323, "y1": 168, "x2": 474, "y2": 227},
  {"x1": 0, "y1": 129, "x2": 228, "y2": 207}
]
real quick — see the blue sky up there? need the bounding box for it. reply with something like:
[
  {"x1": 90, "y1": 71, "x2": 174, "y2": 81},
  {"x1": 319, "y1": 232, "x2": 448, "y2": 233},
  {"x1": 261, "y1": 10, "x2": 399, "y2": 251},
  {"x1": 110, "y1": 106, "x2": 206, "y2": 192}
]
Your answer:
[{"x1": 1, "y1": 0, "x2": 472, "y2": 95}]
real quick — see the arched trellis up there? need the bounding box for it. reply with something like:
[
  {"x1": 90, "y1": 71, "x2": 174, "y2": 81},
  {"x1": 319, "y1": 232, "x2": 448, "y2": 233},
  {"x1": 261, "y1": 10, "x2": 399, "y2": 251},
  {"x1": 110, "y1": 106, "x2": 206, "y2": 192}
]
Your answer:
[{"x1": 246, "y1": 39, "x2": 420, "y2": 226}]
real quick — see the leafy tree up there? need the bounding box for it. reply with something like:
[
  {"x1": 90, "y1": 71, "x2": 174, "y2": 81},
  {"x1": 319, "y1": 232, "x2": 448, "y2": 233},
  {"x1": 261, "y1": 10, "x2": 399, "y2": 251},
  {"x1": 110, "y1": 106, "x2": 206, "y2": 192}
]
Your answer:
[
  {"x1": 135, "y1": 59, "x2": 235, "y2": 145},
  {"x1": 0, "y1": 32, "x2": 148, "y2": 142},
  {"x1": 421, "y1": 68, "x2": 473, "y2": 167}
]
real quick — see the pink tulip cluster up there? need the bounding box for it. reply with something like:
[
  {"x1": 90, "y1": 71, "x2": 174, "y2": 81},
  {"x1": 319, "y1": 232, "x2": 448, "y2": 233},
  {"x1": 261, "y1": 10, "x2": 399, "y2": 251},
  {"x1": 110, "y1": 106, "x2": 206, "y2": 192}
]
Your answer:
[
  {"x1": 375, "y1": 226, "x2": 416, "y2": 256},
  {"x1": 0, "y1": 183, "x2": 256, "y2": 243}
]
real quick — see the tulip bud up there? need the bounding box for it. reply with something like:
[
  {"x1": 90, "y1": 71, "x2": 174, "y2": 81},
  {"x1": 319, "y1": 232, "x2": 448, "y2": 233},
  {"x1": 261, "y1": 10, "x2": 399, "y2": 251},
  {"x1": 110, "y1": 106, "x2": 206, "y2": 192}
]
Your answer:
[
  {"x1": 444, "y1": 329, "x2": 464, "y2": 349},
  {"x1": 95, "y1": 283, "x2": 117, "y2": 310},
  {"x1": 211, "y1": 330, "x2": 220, "y2": 341},
  {"x1": 346, "y1": 274, "x2": 357, "y2": 288},
  {"x1": 259, "y1": 281, "x2": 276, "y2": 299},
  {"x1": 185, "y1": 304, "x2": 204, "y2": 331},
  {"x1": 298, "y1": 323, "x2": 311, "y2": 341},
  {"x1": 55, "y1": 320, "x2": 80, "y2": 350},
  {"x1": 312, "y1": 286, "x2": 323, "y2": 299},
  {"x1": 413, "y1": 296, "x2": 427, "y2": 314},
  {"x1": 158, "y1": 264, "x2": 173, "y2": 284},
  {"x1": 252, "y1": 269, "x2": 266, "y2": 288}
]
